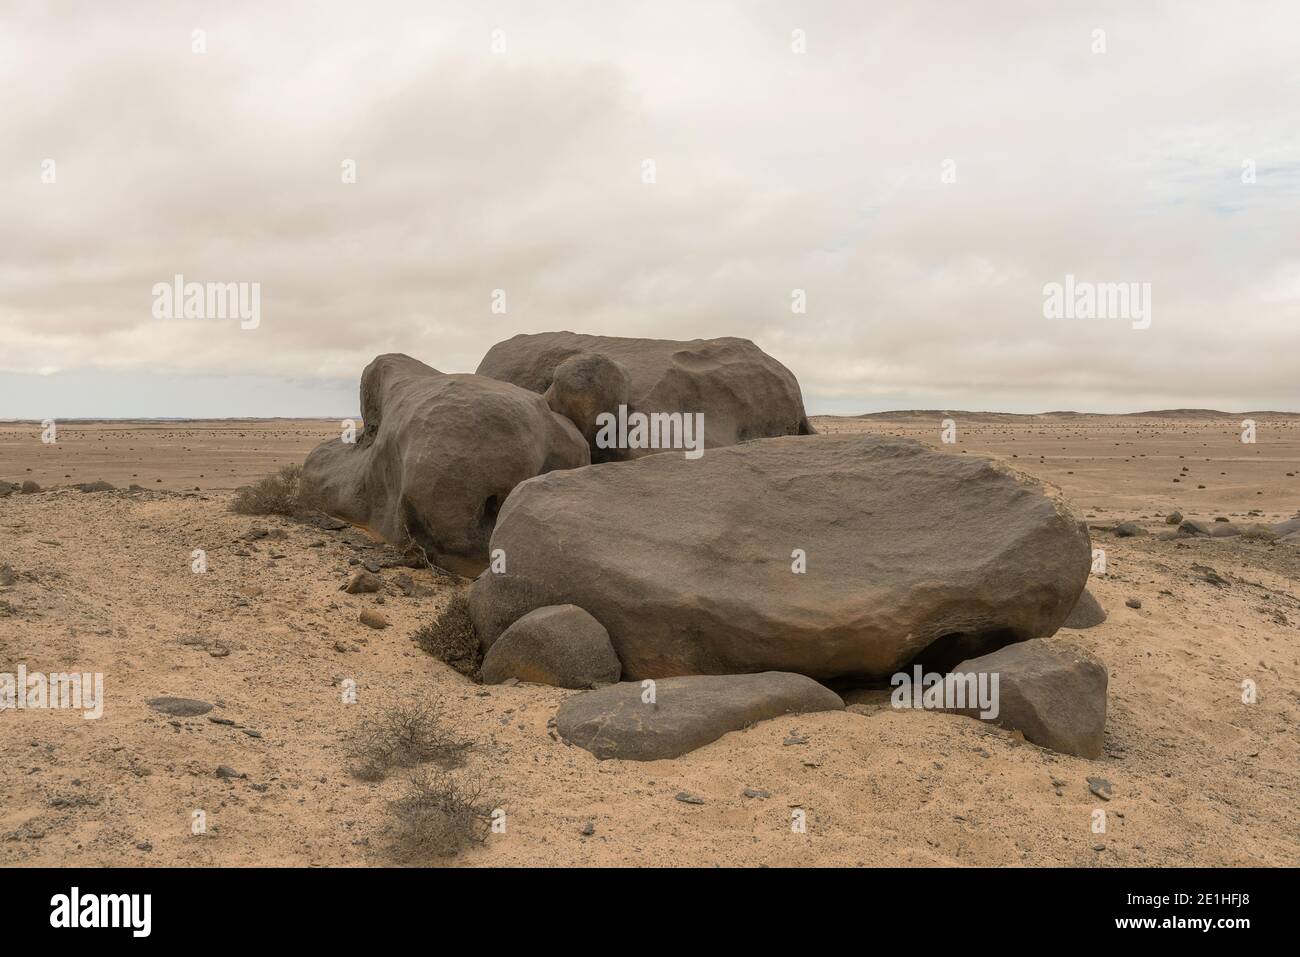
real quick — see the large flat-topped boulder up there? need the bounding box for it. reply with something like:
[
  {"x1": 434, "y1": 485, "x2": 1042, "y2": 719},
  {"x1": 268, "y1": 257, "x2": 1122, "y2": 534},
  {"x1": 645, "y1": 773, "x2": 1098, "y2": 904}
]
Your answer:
[
  {"x1": 471, "y1": 434, "x2": 1092, "y2": 681},
  {"x1": 302, "y1": 354, "x2": 588, "y2": 576},
  {"x1": 556, "y1": 672, "x2": 845, "y2": 760},
  {"x1": 476, "y1": 332, "x2": 813, "y2": 460}
]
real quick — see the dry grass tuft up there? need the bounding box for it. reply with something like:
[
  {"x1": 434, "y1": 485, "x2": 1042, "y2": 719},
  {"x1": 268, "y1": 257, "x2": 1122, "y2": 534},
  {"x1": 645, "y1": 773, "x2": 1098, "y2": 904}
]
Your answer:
[
  {"x1": 345, "y1": 700, "x2": 471, "y2": 782},
  {"x1": 389, "y1": 769, "x2": 494, "y2": 861},
  {"x1": 230, "y1": 463, "x2": 318, "y2": 516},
  {"x1": 413, "y1": 592, "x2": 482, "y2": 679}
]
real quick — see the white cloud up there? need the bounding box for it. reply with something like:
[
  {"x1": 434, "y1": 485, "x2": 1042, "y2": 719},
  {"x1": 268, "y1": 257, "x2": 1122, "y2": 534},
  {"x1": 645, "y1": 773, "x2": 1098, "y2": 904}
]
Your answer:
[{"x1": 1, "y1": 0, "x2": 1297, "y2": 415}]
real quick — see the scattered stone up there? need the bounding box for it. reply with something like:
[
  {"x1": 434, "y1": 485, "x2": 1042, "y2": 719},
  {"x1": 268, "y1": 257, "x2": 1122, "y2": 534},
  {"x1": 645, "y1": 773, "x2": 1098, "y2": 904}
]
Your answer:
[
  {"x1": 146, "y1": 697, "x2": 213, "y2": 717},
  {"x1": 1165, "y1": 511, "x2": 1183, "y2": 525},
  {"x1": 75, "y1": 480, "x2": 116, "y2": 493},
  {"x1": 1062, "y1": 588, "x2": 1106, "y2": 629},
  {"x1": 580, "y1": 822, "x2": 595, "y2": 836},
  {"x1": 1113, "y1": 522, "x2": 1144, "y2": 537},
  {"x1": 945, "y1": 639, "x2": 1108, "y2": 758},
  {"x1": 481, "y1": 604, "x2": 621, "y2": 689},
  {"x1": 21, "y1": 481, "x2": 41, "y2": 494},
  {"x1": 674, "y1": 792, "x2": 706, "y2": 805},
  {"x1": 556, "y1": 672, "x2": 845, "y2": 761},
  {"x1": 1192, "y1": 564, "x2": 1230, "y2": 588},
  {"x1": 344, "y1": 570, "x2": 382, "y2": 594},
  {"x1": 1178, "y1": 518, "x2": 1212, "y2": 537},
  {"x1": 472, "y1": 434, "x2": 1092, "y2": 680},
  {"x1": 207, "y1": 716, "x2": 236, "y2": 726},
  {"x1": 742, "y1": 787, "x2": 771, "y2": 799},
  {"x1": 215, "y1": 765, "x2": 246, "y2": 780},
  {"x1": 1087, "y1": 776, "x2": 1113, "y2": 801},
  {"x1": 301, "y1": 510, "x2": 348, "y2": 531},
  {"x1": 1125, "y1": 597, "x2": 1142, "y2": 609},
  {"x1": 359, "y1": 609, "x2": 389, "y2": 629}
]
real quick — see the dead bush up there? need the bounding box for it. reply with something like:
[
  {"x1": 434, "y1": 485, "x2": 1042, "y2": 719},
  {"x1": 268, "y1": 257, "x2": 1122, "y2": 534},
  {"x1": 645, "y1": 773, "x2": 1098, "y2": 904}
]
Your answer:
[
  {"x1": 389, "y1": 769, "x2": 493, "y2": 861},
  {"x1": 413, "y1": 591, "x2": 482, "y2": 679},
  {"x1": 230, "y1": 463, "x2": 318, "y2": 516},
  {"x1": 345, "y1": 699, "x2": 471, "y2": 782}
]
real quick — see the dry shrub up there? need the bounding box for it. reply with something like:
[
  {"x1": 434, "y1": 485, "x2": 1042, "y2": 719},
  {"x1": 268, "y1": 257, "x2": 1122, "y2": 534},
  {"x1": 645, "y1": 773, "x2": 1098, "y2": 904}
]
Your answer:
[
  {"x1": 413, "y1": 592, "x2": 481, "y2": 679},
  {"x1": 346, "y1": 700, "x2": 471, "y2": 782},
  {"x1": 230, "y1": 463, "x2": 318, "y2": 516},
  {"x1": 389, "y1": 769, "x2": 493, "y2": 861}
]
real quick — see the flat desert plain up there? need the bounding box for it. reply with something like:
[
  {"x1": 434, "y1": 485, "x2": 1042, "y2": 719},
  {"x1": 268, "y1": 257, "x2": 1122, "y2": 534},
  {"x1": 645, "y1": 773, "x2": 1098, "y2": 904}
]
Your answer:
[{"x1": 1, "y1": 413, "x2": 1297, "y2": 866}]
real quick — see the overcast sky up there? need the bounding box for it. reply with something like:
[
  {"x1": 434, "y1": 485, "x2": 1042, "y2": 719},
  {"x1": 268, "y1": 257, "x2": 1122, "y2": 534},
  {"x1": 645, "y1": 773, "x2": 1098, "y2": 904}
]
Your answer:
[{"x1": 3, "y1": 0, "x2": 1298, "y2": 418}]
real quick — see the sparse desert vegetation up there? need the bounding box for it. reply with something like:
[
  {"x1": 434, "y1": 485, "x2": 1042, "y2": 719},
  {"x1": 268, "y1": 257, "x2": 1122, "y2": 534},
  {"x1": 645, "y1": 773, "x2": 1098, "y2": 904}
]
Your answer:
[
  {"x1": 413, "y1": 592, "x2": 482, "y2": 680},
  {"x1": 345, "y1": 700, "x2": 471, "y2": 782}
]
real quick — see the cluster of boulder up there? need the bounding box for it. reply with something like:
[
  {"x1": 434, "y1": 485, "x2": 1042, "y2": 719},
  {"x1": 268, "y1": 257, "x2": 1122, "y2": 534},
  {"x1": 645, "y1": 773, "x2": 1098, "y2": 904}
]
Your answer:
[{"x1": 303, "y1": 333, "x2": 1110, "y2": 760}]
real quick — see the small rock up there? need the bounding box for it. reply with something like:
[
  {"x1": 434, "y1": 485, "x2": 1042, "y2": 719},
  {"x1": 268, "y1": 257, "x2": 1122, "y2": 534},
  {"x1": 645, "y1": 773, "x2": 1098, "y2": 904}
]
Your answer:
[
  {"x1": 147, "y1": 697, "x2": 213, "y2": 717},
  {"x1": 1125, "y1": 597, "x2": 1142, "y2": 609},
  {"x1": 580, "y1": 822, "x2": 595, "y2": 836},
  {"x1": 344, "y1": 570, "x2": 382, "y2": 594},
  {"x1": 742, "y1": 787, "x2": 771, "y2": 799},
  {"x1": 1087, "y1": 776, "x2": 1113, "y2": 801},
  {"x1": 215, "y1": 765, "x2": 246, "y2": 780},
  {"x1": 674, "y1": 791, "x2": 706, "y2": 805},
  {"x1": 359, "y1": 609, "x2": 389, "y2": 629}
]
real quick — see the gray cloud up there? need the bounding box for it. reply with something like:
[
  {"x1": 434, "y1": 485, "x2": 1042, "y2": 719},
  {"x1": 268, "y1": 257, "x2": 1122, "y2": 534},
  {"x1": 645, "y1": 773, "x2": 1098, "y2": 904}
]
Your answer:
[{"x1": 2, "y1": 0, "x2": 1298, "y2": 417}]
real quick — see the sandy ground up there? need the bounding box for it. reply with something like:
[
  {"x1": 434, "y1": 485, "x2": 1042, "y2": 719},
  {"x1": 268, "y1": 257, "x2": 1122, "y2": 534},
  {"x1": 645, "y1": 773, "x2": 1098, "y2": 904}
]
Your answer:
[{"x1": 1, "y1": 414, "x2": 1297, "y2": 867}]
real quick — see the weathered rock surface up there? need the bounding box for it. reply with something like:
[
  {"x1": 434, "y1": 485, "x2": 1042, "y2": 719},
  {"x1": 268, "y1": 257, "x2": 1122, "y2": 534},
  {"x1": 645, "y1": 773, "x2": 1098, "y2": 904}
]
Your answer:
[
  {"x1": 301, "y1": 354, "x2": 589, "y2": 575},
  {"x1": 147, "y1": 697, "x2": 213, "y2": 717},
  {"x1": 476, "y1": 332, "x2": 814, "y2": 459},
  {"x1": 481, "y1": 604, "x2": 621, "y2": 689},
  {"x1": 945, "y1": 639, "x2": 1108, "y2": 758},
  {"x1": 1062, "y1": 588, "x2": 1106, "y2": 629},
  {"x1": 555, "y1": 671, "x2": 844, "y2": 760},
  {"x1": 472, "y1": 434, "x2": 1092, "y2": 681}
]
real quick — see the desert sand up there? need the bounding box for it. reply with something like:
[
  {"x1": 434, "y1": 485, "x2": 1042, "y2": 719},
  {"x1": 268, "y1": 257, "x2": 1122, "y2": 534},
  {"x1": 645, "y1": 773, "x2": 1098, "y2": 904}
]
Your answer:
[{"x1": 1, "y1": 413, "x2": 1297, "y2": 866}]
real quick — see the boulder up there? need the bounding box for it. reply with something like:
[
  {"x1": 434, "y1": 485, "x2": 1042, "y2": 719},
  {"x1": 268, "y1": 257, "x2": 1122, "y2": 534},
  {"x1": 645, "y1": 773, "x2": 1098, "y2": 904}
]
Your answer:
[
  {"x1": 1165, "y1": 511, "x2": 1183, "y2": 525},
  {"x1": 471, "y1": 434, "x2": 1092, "y2": 681},
  {"x1": 542, "y1": 353, "x2": 632, "y2": 463},
  {"x1": 1271, "y1": 517, "x2": 1300, "y2": 538},
  {"x1": 945, "y1": 639, "x2": 1108, "y2": 758},
  {"x1": 301, "y1": 354, "x2": 589, "y2": 575},
  {"x1": 481, "y1": 604, "x2": 621, "y2": 689},
  {"x1": 555, "y1": 671, "x2": 844, "y2": 760},
  {"x1": 20, "y1": 481, "x2": 40, "y2": 494},
  {"x1": 476, "y1": 332, "x2": 814, "y2": 460},
  {"x1": 1062, "y1": 588, "x2": 1106, "y2": 629}
]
